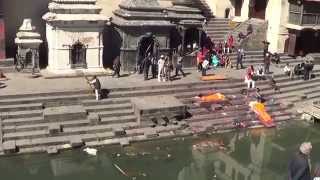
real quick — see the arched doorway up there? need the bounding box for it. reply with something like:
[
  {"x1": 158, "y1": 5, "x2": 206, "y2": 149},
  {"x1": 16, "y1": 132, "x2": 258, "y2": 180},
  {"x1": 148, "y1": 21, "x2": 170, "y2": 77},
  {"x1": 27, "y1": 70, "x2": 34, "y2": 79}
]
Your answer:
[
  {"x1": 235, "y1": 0, "x2": 243, "y2": 16},
  {"x1": 136, "y1": 32, "x2": 159, "y2": 73},
  {"x1": 71, "y1": 41, "x2": 87, "y2": 68},
  {"x1": 249, "y1": 0, "x2": 268, "y2": 19}
]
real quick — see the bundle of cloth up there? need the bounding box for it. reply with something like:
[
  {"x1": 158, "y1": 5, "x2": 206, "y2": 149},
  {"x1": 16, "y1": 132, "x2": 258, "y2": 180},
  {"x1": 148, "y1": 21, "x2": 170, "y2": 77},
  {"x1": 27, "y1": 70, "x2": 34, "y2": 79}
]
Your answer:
[
  {"x1": 195, "y1": 93, "x2": 226, "y2": 103},
  {"x1": 249, "y1": 101, "x2": 275, "y2": 127}
]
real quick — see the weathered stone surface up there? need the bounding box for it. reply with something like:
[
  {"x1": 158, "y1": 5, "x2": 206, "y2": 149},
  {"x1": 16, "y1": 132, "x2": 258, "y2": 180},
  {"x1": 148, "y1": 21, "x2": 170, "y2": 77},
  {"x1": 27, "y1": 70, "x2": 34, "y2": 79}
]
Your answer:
[
  {"x1": 69, "y1": 136, "x2": 84, "y2": 148},
  {"x1": 3, "y1": 141, "x2": 17, "y2": 154},
  {"x1": 113, "y1": 127, "x2": 126, "y2": 137},
  {"x1": 44, "y1": 105, "x2": 87, "y2": 121},
  {"x1": 144, "y1": 129, "x2": 159, "y2": 138},
  {"x1": 88, "y1": 113, "x2": 101, "y2": 125},
  {"x1": 47, "y1": 146, "x2": 59, "y2": 155},
  {"x1": 131, "y1": 95, "x2": 187, "y2": 124},
  {"x1": 48, "y1": 124, "x2": 61, "y2": 135},
  {"x1": 119, "y1": 138, "x2": 130, "y2": 147}
]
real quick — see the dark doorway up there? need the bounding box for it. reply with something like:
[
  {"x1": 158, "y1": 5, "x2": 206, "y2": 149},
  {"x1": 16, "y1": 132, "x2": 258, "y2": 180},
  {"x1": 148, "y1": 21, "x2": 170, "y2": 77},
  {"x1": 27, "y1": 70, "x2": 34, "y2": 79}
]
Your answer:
[
  {"x1": 235, "y1": 0, "x2": 243, "y2": 16},
  {"x1": 136, "y1": 33, "x2": 159, "y2": 72},
  {"x1": 249, "y1": 0, "x2": 268, "y2": 19},
  {"x1": 295, "y1": 29, "x2": 320, "y2": 54},
  {"x1": 71, "y1": 41, "x2": 87, "y2": 68},
  {"x1": 225, "y1": 8, "x2": 231, "y2": 18},
  {"x1": 184, "y1": 28, "x2": 199, "y2": 54},
  {"x1": 103, "y1": 27, "x2": 122, "y2": 69}
]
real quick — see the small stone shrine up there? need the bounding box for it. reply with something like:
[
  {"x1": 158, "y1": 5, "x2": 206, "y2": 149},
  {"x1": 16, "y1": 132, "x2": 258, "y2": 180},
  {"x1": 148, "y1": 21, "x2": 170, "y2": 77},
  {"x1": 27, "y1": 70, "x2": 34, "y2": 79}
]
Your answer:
[
  {"x1": 15, "y1": 19, "x2": 43, "y2": 73},
  {"x1": 42, "y1": 0, "x2": 109, "y2": 74},
  {"x1": 112, "y1": 0, "x2": 174, "y2": 72}
]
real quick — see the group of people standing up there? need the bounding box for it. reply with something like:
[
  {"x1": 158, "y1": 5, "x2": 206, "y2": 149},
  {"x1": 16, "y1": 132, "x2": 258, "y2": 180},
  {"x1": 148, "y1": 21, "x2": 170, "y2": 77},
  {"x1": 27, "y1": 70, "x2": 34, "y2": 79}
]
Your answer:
[
  {"x1": 138, "y1": 52, "x2": 186, "y2": 82},
  {"x1": 197, "y1": 35, "x2": 235, "y2": 76}
]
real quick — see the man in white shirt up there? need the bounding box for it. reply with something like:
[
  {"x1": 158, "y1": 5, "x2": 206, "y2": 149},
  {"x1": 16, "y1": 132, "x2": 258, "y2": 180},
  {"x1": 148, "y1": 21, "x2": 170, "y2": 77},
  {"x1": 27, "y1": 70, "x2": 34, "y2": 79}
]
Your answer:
[{"x1": 158, "y1": 55, "x2": 165, "y2": 82}]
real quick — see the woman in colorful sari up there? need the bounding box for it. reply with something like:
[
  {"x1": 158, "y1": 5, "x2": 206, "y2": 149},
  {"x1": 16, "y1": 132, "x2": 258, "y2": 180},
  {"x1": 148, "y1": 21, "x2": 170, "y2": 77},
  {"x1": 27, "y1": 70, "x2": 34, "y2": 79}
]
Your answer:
[{"x1": 211, "y1": 54, "x2": 219, "y2": 68}]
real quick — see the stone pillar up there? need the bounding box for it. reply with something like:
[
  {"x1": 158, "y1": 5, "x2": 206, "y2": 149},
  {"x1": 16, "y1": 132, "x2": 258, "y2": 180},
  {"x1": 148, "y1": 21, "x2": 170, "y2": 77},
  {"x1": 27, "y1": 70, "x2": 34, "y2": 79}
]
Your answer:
[
  {"x1": 0, "y1": 3, "x2": 5, "y2": 60},
  {"x1": 241, "y1": 0, "x2": 250, "y2": 21}
]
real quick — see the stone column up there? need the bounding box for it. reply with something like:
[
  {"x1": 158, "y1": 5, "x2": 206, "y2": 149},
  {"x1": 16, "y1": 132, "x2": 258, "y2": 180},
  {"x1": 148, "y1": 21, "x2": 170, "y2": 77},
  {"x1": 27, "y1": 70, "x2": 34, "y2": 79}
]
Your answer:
[
  {"x1": 180, "y1": 28, "x2": 186, "y2": 54},
  {"x1": 241, "y1": 0, "x2": 250, "y2": 21},
  {"x1": 0, "y1": 1, "x2": 5, "y2": 60}
]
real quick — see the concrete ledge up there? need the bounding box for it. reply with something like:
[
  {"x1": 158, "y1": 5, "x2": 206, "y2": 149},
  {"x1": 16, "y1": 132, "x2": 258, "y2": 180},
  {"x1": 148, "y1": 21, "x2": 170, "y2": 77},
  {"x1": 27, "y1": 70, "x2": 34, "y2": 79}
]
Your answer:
[
  {"x1": 3, "y1": 141, "x2": 17, "y2": 154},
  {"x1": 69, "y1": 136, "x2": 84, "y2": 148}
]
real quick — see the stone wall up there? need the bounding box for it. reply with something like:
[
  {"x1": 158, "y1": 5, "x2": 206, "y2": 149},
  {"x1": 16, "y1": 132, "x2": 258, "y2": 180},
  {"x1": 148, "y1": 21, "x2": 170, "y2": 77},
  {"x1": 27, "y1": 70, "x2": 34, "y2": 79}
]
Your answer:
[{"x1": 3, "y1": 0, "x2": 174, "y2": 59}]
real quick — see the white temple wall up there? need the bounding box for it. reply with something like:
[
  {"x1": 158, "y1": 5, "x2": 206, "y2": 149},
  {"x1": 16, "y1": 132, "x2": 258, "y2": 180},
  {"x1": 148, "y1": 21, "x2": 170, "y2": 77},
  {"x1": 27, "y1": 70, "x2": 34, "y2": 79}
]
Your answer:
[{"x1": 46, "y1": 25, "x2": 104, "y2": 72}]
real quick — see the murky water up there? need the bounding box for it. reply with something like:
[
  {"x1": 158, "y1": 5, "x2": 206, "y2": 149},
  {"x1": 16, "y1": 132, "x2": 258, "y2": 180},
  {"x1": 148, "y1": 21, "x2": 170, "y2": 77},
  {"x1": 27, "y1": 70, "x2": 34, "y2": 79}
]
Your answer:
[{"x1": 1, "y1": 122, "x2": 320, "y2": 180}]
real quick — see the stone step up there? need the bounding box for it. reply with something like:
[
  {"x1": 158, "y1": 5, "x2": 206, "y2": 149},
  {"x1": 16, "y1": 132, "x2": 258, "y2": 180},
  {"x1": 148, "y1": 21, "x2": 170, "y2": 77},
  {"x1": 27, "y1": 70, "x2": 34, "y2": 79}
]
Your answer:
[
  {"x1": 98, "y1": 109, "x2": 134, "y2": 118},
  {"x1": 85, "y1": 103, "x2": 132, "y2": 112},
  {"x1": 0, "y1": 109, "x2": 43, "y2": 119},
  {"x1": 0, "y1": 103, "x2": 43, "y2": 112},
  {"x1": 2, "y1": 117, "x2": 45, "y2": 126},
  {"x1": 82, "y1": 98, "x2": 130, "y2": 106},
  {"x1": 0, "y1": 94, "x2": 93, "y2": 106},
  {"x1": 62, "y1": 122, "x2": 138, "y2": 136},
  {"x1": 43, "y1": 105, "x2": 87, "y2": 122},
  {"x1": 0, "y1": 90, "x2": 91, "y2": 100},
  {"x1": 100, "y1": 115, "x2": 137, "y2": 125},
  {"x1": 108, "y1": 81, "x2": 246, "y2": 98},
  {"x1": 3, "y1": 130, "x2": 48, "y2": 141},
  {"x1": 2, "y1": 119, "x2": 90, "y2": 134}
]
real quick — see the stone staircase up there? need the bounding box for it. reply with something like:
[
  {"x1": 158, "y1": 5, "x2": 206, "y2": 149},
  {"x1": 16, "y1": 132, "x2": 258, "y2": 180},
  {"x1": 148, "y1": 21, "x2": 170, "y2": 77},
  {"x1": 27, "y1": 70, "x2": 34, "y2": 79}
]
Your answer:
[
  {"x1": 0, "y1": 78, "x2": 294, "y2": 155},
  {"x1": 226, "y1": 18, "x2": 267, "y2": 50},
  {"x1": 205, "y1": 18, "x2": 232, "y2": 43}
]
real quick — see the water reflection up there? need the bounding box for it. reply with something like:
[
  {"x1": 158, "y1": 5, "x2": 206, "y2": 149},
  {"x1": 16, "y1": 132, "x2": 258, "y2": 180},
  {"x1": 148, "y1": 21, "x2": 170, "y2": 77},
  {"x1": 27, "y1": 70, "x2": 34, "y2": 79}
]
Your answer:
[{"x1": 0, "y1": 123, "x2": 319, "y2": 180}]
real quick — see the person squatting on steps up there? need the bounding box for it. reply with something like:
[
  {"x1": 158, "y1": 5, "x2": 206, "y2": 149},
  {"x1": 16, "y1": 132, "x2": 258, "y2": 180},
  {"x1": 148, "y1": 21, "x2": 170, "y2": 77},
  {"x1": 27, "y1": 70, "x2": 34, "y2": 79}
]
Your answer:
[{"x1": 89, "y1": 76, "x2": 101, "y2": 100}]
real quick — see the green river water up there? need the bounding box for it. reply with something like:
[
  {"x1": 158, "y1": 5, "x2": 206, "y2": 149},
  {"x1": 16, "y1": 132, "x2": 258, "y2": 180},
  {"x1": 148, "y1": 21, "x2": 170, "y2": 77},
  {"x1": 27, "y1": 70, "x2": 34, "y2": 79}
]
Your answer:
[{"x1": 1, "y1": 122, "x2": 320, "y2": 180}]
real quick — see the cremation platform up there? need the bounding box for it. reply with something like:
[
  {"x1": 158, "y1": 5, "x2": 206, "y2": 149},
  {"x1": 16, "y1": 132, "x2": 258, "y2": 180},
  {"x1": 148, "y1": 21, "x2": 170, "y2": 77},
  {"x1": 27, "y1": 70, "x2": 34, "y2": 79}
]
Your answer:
[{"x1": 131, "y1": 95, "x2": 187, "y2": 125}]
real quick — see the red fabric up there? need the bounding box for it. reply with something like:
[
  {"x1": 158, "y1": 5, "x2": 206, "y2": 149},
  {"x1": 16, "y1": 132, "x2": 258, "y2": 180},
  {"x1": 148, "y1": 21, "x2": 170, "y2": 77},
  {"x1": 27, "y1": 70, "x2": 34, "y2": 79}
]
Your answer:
[
  {"x1": 197, "y1": 52, "x2": 204, "y2": 63},
  {"x1": 246, "y1": 67, "x2": 254, "y2": 80},
  {"x1": 227, "y1": 35, "x2": 234, "y2": 47},
  {"x1": 0, "y1": 19, "x2": 5, "y2": 59}
]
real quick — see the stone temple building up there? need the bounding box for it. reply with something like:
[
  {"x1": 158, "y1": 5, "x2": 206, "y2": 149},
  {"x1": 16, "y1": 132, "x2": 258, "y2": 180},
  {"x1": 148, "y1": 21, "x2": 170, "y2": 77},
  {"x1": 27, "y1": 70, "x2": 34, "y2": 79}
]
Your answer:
[
  {"x1": 3, "y1": 0, "x2": 320, "y2": 72},
  {"x1": 42, "y1": 0, "x2": 109, "y2": 74}
]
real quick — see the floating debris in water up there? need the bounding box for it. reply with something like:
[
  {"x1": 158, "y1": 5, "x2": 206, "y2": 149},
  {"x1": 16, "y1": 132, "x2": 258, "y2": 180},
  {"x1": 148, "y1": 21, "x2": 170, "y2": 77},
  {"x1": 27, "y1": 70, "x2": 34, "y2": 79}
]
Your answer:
[{"x1": 83, "y1": 147, "x2": 97, "y2": 156}]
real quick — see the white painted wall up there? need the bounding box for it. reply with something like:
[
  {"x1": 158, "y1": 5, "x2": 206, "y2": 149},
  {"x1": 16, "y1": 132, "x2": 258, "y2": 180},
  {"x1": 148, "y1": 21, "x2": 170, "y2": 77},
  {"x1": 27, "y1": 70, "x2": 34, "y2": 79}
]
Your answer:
[{"x1": 265, "y1": 0, "x2": 289, "y2": 53}]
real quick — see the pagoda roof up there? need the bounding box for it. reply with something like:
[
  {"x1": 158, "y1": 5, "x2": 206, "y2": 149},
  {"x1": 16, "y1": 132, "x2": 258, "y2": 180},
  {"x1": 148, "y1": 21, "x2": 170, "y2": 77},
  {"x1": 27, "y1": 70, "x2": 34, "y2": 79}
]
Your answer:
[
  {"x1": 43, "y1": 12, "x2": 108, "y2": 22},
  {"x1": 43, "y1": 0, "x2": 109, "y2": 24},
  {"x1": 112, "y1": 16, "x2": 174, "y2": 27}
]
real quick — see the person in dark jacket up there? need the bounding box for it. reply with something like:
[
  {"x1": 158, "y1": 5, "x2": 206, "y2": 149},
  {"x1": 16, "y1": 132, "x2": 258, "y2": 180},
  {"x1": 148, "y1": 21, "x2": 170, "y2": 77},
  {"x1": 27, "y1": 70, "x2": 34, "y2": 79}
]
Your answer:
[
  {"x1": 143, "y1": 53, "x2": 152, "y2": 80},
  {"x1": 175, "y1": 54, "x2": 186, "y2": 77},
  {"x1": 288, "y1": 142, "x2": 312, "y2": 180},
  {"x1": 112, "y1": 56, "x2": 121, "y2": 78},
  {"x1": 264, "y1": 52, "x2": 271, "y2": 74}
]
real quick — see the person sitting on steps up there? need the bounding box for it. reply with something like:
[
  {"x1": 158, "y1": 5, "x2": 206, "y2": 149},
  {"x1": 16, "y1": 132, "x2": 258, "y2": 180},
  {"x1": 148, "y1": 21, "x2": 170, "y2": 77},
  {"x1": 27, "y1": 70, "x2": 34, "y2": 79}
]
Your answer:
[{"x1": 89, "y1": 76, "x2": 102, "y2": 100}]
